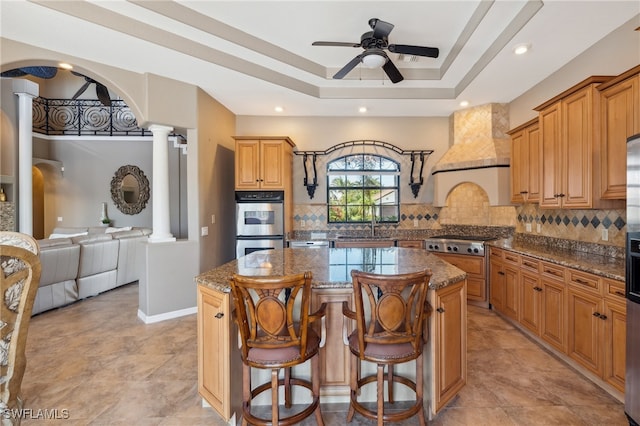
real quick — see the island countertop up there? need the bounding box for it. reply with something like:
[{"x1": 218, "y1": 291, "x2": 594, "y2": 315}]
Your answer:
[{"x1": 195, "y1": 247, "x2": 467, "y2": 293}]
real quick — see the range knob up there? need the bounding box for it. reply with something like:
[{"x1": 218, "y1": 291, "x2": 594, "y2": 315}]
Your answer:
[
  {"x1": 453, "y1": 246, "x2": 458, "y2": 252},
  {"x1": 467, "y1": 247, "x2": 473, "y2": 253},
  {"x1": 473, "y1": 248, "x2": 479, "y2": 253},
  {"x1": 428, "y1": 244, "x2": 434, "y2": 249},
  {"x1": 434, "y1": 245, "x2": 439, "y2": 250}
]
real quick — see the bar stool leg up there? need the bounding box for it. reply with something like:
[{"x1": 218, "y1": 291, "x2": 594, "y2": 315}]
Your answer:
[
  {"x1": 347, "y1": 353, "x2": 357, "y2": 422},
  {"x1": 284, "y1": 367, "x2": 292, "y2": 408},
  {"x1": 387, "y1": 365, "x2": 394, "y2": 403},
  {"x1": 416, "y1": 353, "x2": 427, "y2": 426},
  {"x1": 271, "y1": 369, "x2": 279, "y2": 425},
  {"x1": 377, "y1": 364, "x2": 384, "y2": 426},
  {"x1": 312, "y1": 354, "x2": 324, "y2": 426},
  {"x1": 242, "y1": 363, "x2": 251, "y2": 426}
]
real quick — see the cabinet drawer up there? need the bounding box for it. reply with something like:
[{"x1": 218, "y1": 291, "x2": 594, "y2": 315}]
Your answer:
[
  {"x1": 605, "y1": 279, "x2": 626, "y2": 300},
  {"x1": 503, "y1": 251, "x2": 520, "y2": 265},
  {"x1": 398, "y1": 240, "x2": 424, "y2": 249},
  {"x1": 489, "y1": 247, "x2": 504, "y2": 260},
  {"x1": 568, "y1": 269, "x2": 602, "y2": 294},
  {"x1": 541, "y1": 262, "x2": 565, "y2": 281},
  {"x1": 437, "y1": 253, "x2": 484, "y2": 276},
  {"x1": 520, "y1": 256, "x2": 540, "y2": 273}
]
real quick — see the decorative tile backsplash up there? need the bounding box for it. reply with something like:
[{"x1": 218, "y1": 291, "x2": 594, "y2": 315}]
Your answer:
[{"x1": 293, "y1": 183, "x2": 626, "y2": 248}]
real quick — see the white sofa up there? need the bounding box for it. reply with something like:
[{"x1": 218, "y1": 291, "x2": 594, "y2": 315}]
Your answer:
[{"x1": 32, "y1": 226, "x2": 152, "y2": 314}]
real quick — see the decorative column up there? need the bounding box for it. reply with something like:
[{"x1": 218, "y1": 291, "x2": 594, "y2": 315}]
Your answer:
[
  {"x1": 148, "y1": 124, "x2": 176, "y2": 243},
  {"x1": 13, "y1": 80, "x2": 39, "y2": 235}
]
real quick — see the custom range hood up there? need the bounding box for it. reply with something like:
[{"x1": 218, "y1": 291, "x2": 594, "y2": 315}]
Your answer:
[{"x1": 432, "y1": 103, "x2": 512, "y2": 206}]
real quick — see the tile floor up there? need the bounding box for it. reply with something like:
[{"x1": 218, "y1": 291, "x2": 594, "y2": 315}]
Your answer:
[{"x1": 19, "y1": 283, "x2": 628, "y2": 425}]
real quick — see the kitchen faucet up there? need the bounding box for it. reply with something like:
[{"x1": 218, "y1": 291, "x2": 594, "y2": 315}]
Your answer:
[{"x1": 371, "y1": 212, "x2": 376, "y2": 237}]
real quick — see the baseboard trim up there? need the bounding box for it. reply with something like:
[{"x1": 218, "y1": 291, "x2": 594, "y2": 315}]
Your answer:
[{"x1": 137, "y1": 306, "x2": 197, "y2": 324}]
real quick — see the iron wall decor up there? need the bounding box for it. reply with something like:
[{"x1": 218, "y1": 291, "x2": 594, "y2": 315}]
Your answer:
[{"x1": 110, "y1": 165, "x2": 150, "y2": 215}]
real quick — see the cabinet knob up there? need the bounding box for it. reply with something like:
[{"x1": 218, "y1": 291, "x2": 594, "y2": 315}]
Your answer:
[
  {"x1": 615, "y1": 291, "x2": 625, "y2": 297},
  {"x1": 599, "y1": 314, "x2": 608, "y2": 320},
  {"x1": 215, "y1": 312, "x2": 224, "y2": 319},
  {"x1": 592, "y1": 312, "x2": 601, "y2": 318},
  {"x1": 498, "y1": 271, "x2": 505, "y2": 276},
  {"x1": 436, "y1": 307, "x2": 445, "y2": 313}
]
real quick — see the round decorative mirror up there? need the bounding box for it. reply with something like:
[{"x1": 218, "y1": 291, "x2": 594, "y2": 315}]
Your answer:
[{"x1": 110, "y1": 165, "x2": 150, "y2": 215}]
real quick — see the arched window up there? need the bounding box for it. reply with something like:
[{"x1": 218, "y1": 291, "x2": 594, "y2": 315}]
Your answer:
[{"x1": 327, "y1": 154, "x2": 400, "y2": 223}]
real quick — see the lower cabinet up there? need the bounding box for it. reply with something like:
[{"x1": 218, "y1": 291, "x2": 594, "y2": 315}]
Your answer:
[
  {"x1": 432, "y1": 279, "x2": 467, "y2": 412},
  {"x1": 489, "y1": 249, "x2": 625, "y2": 395},
  {"x1": 197, "y1": 285, "x2": 242, "y2": 422},
  {"x1": 489, "y1": 248, "x2": 519, "y2": 321},
  {"x1": 435, "y1": 252, "x2": 486, "y2": 305}
]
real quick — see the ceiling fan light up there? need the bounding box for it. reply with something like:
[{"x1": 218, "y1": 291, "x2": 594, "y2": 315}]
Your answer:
[{"x1": 362, "y1": 53, "x2": 386, "y2": 69}]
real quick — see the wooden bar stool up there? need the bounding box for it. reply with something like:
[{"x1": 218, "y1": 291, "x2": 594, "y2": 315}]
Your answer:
[
  {"x1": 230, "y1": 272, "x2": 326, "y2": 426},
  {"x1": 342, "y1": 269, "x2": 433, "y2": 426}
]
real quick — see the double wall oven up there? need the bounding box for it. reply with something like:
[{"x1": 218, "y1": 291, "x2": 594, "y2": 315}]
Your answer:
[
  {"x1": 235, "y1": 191, "x2": 285, "y2": 258},
  {"x1": 425, "y1": 235, "x2": 495, "y2": 308}
]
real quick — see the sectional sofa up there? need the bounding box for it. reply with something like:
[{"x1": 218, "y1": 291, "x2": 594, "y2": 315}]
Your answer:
[{"x1": 33, "y1": 226, "x2": 152, "y2": 315}]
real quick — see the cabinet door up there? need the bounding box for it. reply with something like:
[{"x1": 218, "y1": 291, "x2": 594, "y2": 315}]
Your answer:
[
  {"x1": 312, "y1": 289, "x2": 353, "y2": 395},
  {"x1": 567, "y1": 288, "x2": 602, "y2": 376},
  {"x1": 502, "y1": 265, "x2": 519, "y2": 321},
  {"x1": 539, "y1": 103, "x2": 563, "y2": 208},
  {"x1": 260, "y1": 140, "x2": 286, "y2": 189},
  {"x1": 435, "y1": 253, "x2": 485, "y2": 302},
  {"x1": 561, "y1": 87, "x2": 593, "y2": 208},
  {"x1": 540, "y1": 278, "x2": 567, "y2": 353},
  {"x1": 520, "y1": 271, "x2": 541, "y2": 334},
  {"x1": 600, "y1": 75, "x2": 638, "y2": 199},
  {"x1": 433, "y1": 280, "x2": 466, "y2": 412},
  {"x1": 603, "y1": 299, "x2": 626, "y2": 393},
  {"x1": 198, "y1": 286, "x2": 240, "y2": 421},
  {"x1": 235, "y1": 140, "x2": 261, "y2": 189},
  {"x1": 526, "y1": 123, "x2": 541, "y2": 202},
  {"x1": 489, "y1": 258, "x2": 505, "y2": 311},
  {"x1": 510, "y1": 129, "x2": 526, "y2": 203}
]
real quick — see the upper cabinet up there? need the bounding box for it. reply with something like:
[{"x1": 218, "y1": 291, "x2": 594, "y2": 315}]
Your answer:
[
  {"x1": 597, "y1": 65, "x2": 640, "y2": 200},
  {"x1": 509, "y1": 118, "x2": 540, "y2": 204},
  {"x1": 234, "y1": 137, "x2": 295, "y2": 190},
  {"x1": 534, "y1": 76, "x2": 623, "y2": 209}
]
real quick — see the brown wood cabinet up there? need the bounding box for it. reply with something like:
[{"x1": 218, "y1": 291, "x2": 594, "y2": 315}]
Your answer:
[
  {"x1": 312, "y1": 288, "x2": 353, "y2": 396},
  {"x1": 397, "y1": 240, "x2": 424, "y2": 249},
  {"x1": 431, "y1": 279, "x2": 466, "y2": 412},
  {"x1": 598, "y1": 66, "x2": 640, "y2": 199},
  {"x1": 488, "y1": 247, "x2": 519, "y2": 320},
  {"x1": 509, "y1": 118, "x2": 540, "y2": 203},
  {"x1": 234, "y1": 137, "x2": 295, "y2": 190},
  {"x1": 535, "y1": 76, "x2": 622, "y2": 209},
  {"x1": 434, "y1": 252, "x2": 486, "y2": 305},
  {"x1": 489, "y1": 248, "x2": 625, "y2": 394},
  {"x1": 197, "y1": 286, "x2": 242, "y2": 422}
]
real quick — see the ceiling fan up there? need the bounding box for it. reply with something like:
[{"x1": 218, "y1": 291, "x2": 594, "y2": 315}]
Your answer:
[
  {"x1": 71, "y1": 71, "x2": 112, "y2": 107},
  {"x1": 312, "y1": 18, "x2": 439, "y2": 84}
]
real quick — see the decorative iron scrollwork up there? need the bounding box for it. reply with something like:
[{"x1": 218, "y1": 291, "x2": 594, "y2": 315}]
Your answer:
[
  {"x1": 409, "y1": 152, "x2": 426, "y2": 198},
  {"x1": 302, "y1": 153, "x2": 318, "y2": 199}
]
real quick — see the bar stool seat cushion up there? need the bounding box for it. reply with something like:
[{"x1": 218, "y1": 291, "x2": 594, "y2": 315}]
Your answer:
[
  {"x1": 247, "y1": 329, "x2": 321, "y2": 366},
  {"x1": 347, "y1": 332, "x2": 422, "y2": 361}
]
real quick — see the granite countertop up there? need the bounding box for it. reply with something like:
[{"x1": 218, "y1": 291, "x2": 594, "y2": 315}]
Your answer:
[
  {"x1": 195, "y1": 247, "x2": 467, "y2": 293},
  {"x1": 488, "y1": 238, "x2": 625, "y2": 281}
]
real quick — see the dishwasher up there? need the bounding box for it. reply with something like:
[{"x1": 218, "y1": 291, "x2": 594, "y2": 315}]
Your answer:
[{"x1": 289, "y1": 240, "x2": 330, "y2": 248}]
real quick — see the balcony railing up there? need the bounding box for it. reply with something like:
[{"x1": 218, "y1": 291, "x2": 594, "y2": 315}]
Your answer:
[{"x1": 32, "y1": 97, "x2": 151, "y2": 137}]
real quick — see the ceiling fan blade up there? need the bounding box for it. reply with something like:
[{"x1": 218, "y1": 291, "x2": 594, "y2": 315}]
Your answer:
[
  {"x1": 382, "y1": 59, "x2": 404, "y2": 84},
  {"x1": 0, "y1": 69, "x2": 28, "y2": 78},
  {"x1": 95, "y1": 83, "x2": 112, "y2": 106},
  {"x1": 72, "y1": 81, "x2": 91, "y2": 100},
  {"x1": 312, "y1": 41, "x2": 361, "y2": 48},
  {"x1": 333, "y1": 54, "x2": 364, "y2": 79},
  {"x1": 371, "y1": 18, "x2": 394, "y2": 39},
  {"x1": 22, "y1": 66, "x2": 58, "y2": 79},
  {"x1": 388, "y1": 44, "x2": 439, "y2": 58}
]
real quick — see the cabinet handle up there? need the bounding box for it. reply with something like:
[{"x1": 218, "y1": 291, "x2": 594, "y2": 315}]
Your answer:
[
  {"x1": 599, "y1": 314, "x2": 608, "y2": 320},
  {"x1": 534, "y1": 287, "x2": 543, "y2": 292},
  {"x1": 544, "y1": 268, "x2": 561, "y2": 277},
  {"x1": 523, "y1": 261, "x2": 536, "y2": 268},
  {"x1": 558, "y1": 193, "x2": 565, "y2": 198},
  {"x1": 520, "y1": 191, "x2": 528, "y2": 194},
  {"x1": 214, "y1": 312, "x2": 224, "y2": 319},
  {"x1": 498, "y1": 271, "x2": 505, "y2": 276},
  {"x1": 592, "y1": 312, "x2": 601, "y2": 318},
  {"x1": 436, "y1": 307, "x2": 445, "y2": 313},
  {"x1": 615, "y1": 291, "x2": 625, "y2": 297},
  {"x1": 574, "y1": 278, "x2": 590, "y2": 285}
]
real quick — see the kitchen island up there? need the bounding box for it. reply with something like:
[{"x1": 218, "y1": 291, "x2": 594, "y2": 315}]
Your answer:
[{"x1": 195, "y1": 247, "x2": 467, "y2": 423}]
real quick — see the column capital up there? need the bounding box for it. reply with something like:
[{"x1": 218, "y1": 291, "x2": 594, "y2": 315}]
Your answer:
[
  {"x1": 12, "y1": 78, "x2": 39, "y2": 97},
  {"x1": 148, "y1": 124, "x2": 174, "y2": 134}
]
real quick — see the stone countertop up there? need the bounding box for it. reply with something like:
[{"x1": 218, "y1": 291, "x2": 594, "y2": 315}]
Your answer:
[
  {"x1": 195, "y1": 247, "x2": 467, "y2": 293},
  {"x1": 488, "y1": 238, "x2": 625, "y2": 281}
]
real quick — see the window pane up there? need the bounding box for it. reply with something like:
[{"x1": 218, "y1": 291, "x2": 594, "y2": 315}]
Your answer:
[
  {"x1": 328, "y1": 175, "x2": 347, "y2": 187},
  {"x1": 329, "y1": 206, "x2": 345, "y2": 222},
  {"x1": 380, "y1": 175, "x2": 397, "y2": 186},
  {"x1": 380, "y1": 205, "x2": 399, "y2": 221},
  {"x1": 346, "y1": 206, "x2": 365, "y2": 222},
  {"x1": 328, "y1": 189, "x2": 345, "y2": 205},
  {"x1": 345, "y1": 155, "x2": 362, "y2": 170},
  {"x1": 346, "y1": 175, "x2": 363, "y2": 187},
  {"x1": 328, "y1": 158, "x2": 346, "y2": 170},
  {"x1": 380, "y1": 158, "x2": 398, "y2": 170},
  {"x1": 346, "y1": 189, "x2": 364, "y2": 205},
  {"x1": 363, "y1": 175, "x2": 381, "y2": 187},
  {"x1": 363, "y1": 155, "x2": 379, "y2": 170}
]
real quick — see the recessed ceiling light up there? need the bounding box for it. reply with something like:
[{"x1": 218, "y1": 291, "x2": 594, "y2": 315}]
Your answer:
[
  {"x1": 459, "y1": 101, "x2": 469, "y2": 107},
  {"x1": 513, "y1": 43, "x2": 531, "y2": 55},
  {"x1": 359, "y1": 107, "x2": 367, "y2": 113},
  {"x1": 274, "y1": 106, "x2": 284, "y2": 113},
  {"x1": 58, "y1": 62, "x2": 73, "y2": 70}
]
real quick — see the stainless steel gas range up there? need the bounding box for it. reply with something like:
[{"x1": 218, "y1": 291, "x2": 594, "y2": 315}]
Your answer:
[{"x1": 424, "y1": 235, "x2": 496, "y2": 308}]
